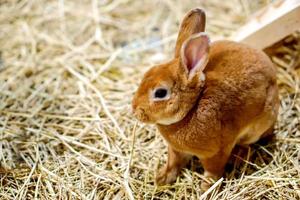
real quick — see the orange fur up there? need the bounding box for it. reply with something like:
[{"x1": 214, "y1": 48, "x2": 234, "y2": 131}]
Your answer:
[{"x1": 132, "y1": 8, "x2": 279, "y2": 191}]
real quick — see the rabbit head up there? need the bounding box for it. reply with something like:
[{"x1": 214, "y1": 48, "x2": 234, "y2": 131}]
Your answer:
[{"x1": 132, "y1": 9, "x2": 210, "y2": 125}]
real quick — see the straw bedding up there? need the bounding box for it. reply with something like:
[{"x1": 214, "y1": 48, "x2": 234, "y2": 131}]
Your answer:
[{"x1": 0, "y1": 0, "x2": 299, "y2": 199}]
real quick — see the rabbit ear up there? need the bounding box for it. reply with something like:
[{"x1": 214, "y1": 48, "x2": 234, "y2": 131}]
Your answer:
[
  {"x1": 174, "y1": 8, "x2": 206, "y2": 58},
  {"x1": 181, "y1": 33, "x2": 210, "y2": 80}
]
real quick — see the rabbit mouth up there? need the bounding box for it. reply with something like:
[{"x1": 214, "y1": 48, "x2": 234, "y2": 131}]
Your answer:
[
  {"x1": 156, "y1": 113, "x2": 184, "y2": 125},
  {"x1": 133, "y1": 108, "x2": 152, "y2": 123}
]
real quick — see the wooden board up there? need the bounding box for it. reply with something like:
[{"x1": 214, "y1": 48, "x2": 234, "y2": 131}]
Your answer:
[{"x1": 232, "y1": 0, "x2": 300, "y2": 49}]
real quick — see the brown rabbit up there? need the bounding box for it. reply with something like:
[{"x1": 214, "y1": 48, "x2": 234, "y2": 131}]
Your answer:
[{"x1": 132, "y1": 8, "x2": 279, "y2": 190}]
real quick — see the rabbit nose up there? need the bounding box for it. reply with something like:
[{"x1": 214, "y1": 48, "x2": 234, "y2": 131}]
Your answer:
[
  {"x1": 131, "y1": 106, "x2": 138, "y2": 116},
  {"x1": 132, "y1": 103, "x2": 137, "y2": 111},
  {"x1": 132, "y1": 99, "x2": 138, "y2": 111}
]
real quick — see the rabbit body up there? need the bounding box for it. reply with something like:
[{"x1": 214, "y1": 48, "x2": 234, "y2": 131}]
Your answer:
[{"x1": 132, "y1": 9, "x2": 279, "y2": 190}]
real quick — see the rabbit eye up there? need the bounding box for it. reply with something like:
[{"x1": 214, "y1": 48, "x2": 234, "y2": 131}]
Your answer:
[
  {"x1": 155, "y1": 88, "x2": 167, "y2": 98},
  {"x1": 152, "y1": 87, "x2": 170, "y2": 101}
]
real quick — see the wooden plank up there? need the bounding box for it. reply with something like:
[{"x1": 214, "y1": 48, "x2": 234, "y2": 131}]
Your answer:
[{"x1": 232, "y1": 0, "x2": 300, "y2": 49}]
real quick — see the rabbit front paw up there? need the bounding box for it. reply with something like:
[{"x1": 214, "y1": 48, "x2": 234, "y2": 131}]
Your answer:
[
  {"x1": 200, "y1": 171, "x2": 219, "y2": 191},
  {"x1": 156, "y1": 165, "x2": 179, "y2": 185},
  {"x1": 201, "y1": 180, "x2": 212, "y2": 191}
]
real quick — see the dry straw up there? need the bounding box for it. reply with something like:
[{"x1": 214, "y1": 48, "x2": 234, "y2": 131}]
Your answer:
[{"x1": 0, "y1": 0, "x2": 299, "y2": 199}]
